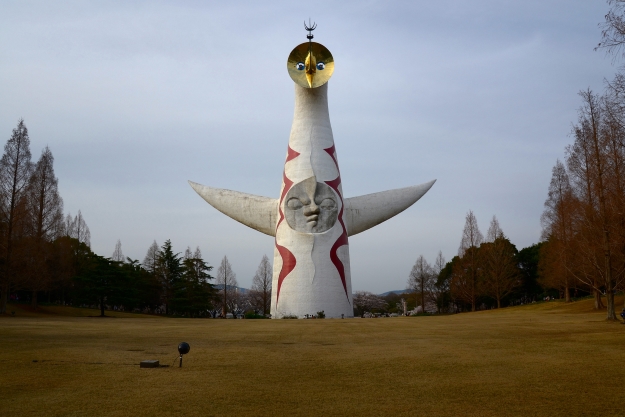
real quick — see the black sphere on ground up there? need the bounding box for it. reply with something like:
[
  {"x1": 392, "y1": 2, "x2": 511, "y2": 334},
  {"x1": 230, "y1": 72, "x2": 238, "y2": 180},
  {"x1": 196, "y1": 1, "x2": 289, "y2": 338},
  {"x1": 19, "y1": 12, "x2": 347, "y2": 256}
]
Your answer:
[{"x1": 178, "y1": 342, "x2": 190, "y2": 355}]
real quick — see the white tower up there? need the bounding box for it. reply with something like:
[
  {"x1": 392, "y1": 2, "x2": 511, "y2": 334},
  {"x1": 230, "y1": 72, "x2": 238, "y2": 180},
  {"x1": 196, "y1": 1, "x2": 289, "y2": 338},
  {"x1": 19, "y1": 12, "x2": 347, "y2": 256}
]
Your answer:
[{"x1": 189, "y1": 24, "x2": 435, "y2": 318}]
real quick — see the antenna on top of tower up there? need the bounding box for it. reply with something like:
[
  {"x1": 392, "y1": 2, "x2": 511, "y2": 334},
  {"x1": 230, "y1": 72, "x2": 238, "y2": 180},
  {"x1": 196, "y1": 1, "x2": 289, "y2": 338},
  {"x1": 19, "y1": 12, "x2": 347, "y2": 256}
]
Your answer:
[{"x1": 304, "y1": 19, "x2": 317, "y2": 40}]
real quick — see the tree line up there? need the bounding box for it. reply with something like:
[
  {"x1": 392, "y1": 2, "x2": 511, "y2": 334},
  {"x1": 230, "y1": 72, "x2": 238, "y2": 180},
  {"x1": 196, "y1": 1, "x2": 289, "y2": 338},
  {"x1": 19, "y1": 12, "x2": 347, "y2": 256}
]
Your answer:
[
  {"x1": 539, "y1": 85, "x2": 625, "y2": 321},
  {"x1": 0, "y1": 119, "x2": 92, "y2": 313},
  {"x1": 0, "y1": 119, "x2": 273, "y2": 317},
  {"x1": 64, "y1": 237, "x2": 273, "y2": 318},
  {"x1": 394, "y1": 213, "x2": 542, "y2": 316},
  {"x1": 390, "y1": 2, "x2": 625, "y2": 320},
  {"x1": 538, "y1": 0, "x2": 625, "y2": 321}
]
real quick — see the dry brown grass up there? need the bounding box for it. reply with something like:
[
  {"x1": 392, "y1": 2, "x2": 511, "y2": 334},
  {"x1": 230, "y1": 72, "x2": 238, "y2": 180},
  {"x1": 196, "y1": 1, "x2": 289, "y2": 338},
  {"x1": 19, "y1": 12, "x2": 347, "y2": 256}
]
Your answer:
[{"x1": 1, "y1": 298, "x2": 624, "y2": 417}]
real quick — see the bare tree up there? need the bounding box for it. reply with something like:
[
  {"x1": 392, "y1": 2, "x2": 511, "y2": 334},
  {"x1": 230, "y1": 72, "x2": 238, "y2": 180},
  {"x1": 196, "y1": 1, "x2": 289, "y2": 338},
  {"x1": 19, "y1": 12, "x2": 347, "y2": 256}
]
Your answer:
[
  {"x1": 64, "y1": 210, "x2": 90, "y2": 247},
  {"x1": 428, "y1": 250, "x2": 447, "y2": 313},
  {"x1": 26, "y1": 147, "x2": 63, "y2": 242},
  {"x1": 459, "y1": 210, "x2": 484, "y2": 257},
  {"x1": 597, "y1": 0, "x2": 625, "y2": 61},
  {"x1": 540, "y1": 160, "x2": 576, "y2": 301},
  {"x1": 23, "y1": 146, "x2": 64, "y2": 307},
  {"x1": 63, "y1": 213, "x2": 74, "y2": 238},
  {"x1": 0, "y1": 119, "x2": 33, "y2": 313},
  {"x1": 482, "y1": 216, "x2": 521, "y2": 308},
  {"x1": 486, "y1": 216, "x2": 502, "y2": 243},
  {"x1": 566, "y1": 90, "x2": 623, "y2": 319},
  {"x1": 407, "y1": 255, "x2": 433, "y2": 313},
  {"x1": 215, "y1": 255, "x2": 237, "y2": 317},
  {"x1": 73, "y1": 211, "x2": 90, "y2": 247},
  {"x1": 111, "y1": 239, "x2": 124, "y2": 262},
  {"x1": 143, "y1": 240, "x2": 160, "y2": 273},
  {"x1": 250, "y1": 255, "x2": 272, "y2": 315},
  {"x1": 451, "y1": 210, "x2": 483, "y2": 311}
]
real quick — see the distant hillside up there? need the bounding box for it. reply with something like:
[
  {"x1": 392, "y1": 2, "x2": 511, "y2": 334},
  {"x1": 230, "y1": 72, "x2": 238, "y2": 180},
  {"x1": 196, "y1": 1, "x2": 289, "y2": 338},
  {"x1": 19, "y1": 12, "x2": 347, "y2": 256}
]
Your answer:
[
  {"x1": 378, "y1": 289, "x2": 410, "y2": 296},
  {"x1": 213, "y1": 284, "x2": 249, "y2": 294},
  {"x1": 212, "y1": 286, "x2": 407, "y2": 296}
]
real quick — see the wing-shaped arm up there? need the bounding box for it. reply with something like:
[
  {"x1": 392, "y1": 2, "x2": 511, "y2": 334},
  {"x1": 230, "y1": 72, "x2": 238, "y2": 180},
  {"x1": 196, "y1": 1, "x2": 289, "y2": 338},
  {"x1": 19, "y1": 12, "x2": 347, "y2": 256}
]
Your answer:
[
  {"x1": 188, "y1": 181, "x2": 278, "y2": 237},
  {"x1": 344, "y1": 180, "x2": 436, "y2": 237}
]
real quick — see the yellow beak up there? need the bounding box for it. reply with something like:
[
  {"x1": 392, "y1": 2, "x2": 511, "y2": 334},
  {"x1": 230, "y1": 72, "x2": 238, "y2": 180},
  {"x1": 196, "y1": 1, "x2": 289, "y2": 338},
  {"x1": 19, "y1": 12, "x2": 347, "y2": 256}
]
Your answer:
[{"x1": 305, "y1": 50, "x2": 316, "y2": 88}]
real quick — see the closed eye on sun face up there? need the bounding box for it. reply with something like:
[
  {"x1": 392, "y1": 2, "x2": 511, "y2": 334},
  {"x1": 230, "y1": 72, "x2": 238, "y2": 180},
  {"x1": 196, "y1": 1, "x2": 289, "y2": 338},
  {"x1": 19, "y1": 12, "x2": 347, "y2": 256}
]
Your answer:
[
  {"x1": 316, "y1": 62, "x2": 325, "y2": 70},
  {"x1": 319, "y1": 198, "x2": 336, "y2": 210},
  {"x1": 296, "y1": 62, "x2": 305, "y2": 70},
  {"x1": 287, "y1": 198, "x2": 303, "y2": 210}
]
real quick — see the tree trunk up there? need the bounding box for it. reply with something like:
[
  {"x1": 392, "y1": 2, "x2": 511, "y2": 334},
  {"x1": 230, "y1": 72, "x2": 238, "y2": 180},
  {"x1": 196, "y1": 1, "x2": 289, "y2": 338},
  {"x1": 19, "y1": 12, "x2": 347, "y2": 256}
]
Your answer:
[
  {"x1": 100, "y1": 297, "x2": 105, "y2": 317},
  {"x1": 471, "y1": 276, "x2": 476, "y2": 312},
  {"x1": 496, "y1": 297, "x2": 501, "y2": 309},
  {"x1": 594, "y1": 290, "x2": 604, "y2": 310},
  {"x1": 606, "y1": 289, "x2": 616, "y2": 320},
  {"x1": 564, "y1": 280, "x2": 571, "y2": 302},
  {"x1": 0, "y1": 285, "x2": 7, "y2": 314},
  {"x1": 222, "y1": 284, "x2": 227, "y2": 317},
  {"x1": 31, "y1": 291, "x2": 38, "y2": 309}
]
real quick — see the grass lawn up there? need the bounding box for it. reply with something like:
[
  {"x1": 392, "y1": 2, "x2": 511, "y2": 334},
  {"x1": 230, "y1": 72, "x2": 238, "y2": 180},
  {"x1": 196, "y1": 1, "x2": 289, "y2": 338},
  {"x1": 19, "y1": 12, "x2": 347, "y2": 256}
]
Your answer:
[{"x1": 1, "y1": 298, "x2": 624, "y2": 417}]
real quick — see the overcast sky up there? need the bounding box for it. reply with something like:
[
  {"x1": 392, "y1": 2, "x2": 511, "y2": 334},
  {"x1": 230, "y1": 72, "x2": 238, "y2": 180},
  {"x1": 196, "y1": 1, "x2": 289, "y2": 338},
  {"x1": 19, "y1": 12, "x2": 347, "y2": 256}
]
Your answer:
[{"x1": 0, "y1": 1, "x2": 618, "y2": 293}]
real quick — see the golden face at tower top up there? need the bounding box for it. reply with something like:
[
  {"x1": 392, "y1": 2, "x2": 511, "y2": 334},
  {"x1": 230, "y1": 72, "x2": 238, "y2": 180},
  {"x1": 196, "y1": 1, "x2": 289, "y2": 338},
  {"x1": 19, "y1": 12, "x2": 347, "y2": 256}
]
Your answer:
[{"x1": 287, "y1": 42, "x2": 334, "y2": 89}]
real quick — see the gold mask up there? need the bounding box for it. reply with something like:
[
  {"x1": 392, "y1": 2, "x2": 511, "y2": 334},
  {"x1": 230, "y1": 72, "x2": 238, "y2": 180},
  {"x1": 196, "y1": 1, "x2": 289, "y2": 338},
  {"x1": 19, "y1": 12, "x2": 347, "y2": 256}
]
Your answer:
[{"x1": 287, "y1": 42, "x2": 334, "y2": 89}]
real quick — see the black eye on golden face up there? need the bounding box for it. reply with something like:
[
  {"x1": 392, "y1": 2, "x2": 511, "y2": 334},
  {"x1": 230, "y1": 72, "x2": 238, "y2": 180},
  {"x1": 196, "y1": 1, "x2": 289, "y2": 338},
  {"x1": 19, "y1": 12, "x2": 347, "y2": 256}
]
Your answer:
[
  {"x1": 316, "y1": 62, "x2": 325, "y2": 70},
  {"x1": 296, "y1": 62, "x2": 305, "y2": 71},
  {"x1": 287, "y1": 198, "x2": 303, "y2": 210}
]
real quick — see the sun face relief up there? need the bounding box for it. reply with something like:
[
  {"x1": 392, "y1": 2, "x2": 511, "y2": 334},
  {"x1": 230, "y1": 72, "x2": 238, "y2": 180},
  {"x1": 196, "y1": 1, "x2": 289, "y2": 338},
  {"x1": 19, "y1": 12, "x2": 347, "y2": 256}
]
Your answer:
[{"x1": 284, "y1": 176, "x2": 338, "y2": 233}]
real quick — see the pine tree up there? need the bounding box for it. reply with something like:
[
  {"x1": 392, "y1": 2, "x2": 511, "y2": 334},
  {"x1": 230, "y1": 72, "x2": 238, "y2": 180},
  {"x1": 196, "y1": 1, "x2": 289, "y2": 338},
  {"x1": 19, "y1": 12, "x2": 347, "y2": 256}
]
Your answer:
[
  {"x1": 176, "y1": 247, "x2": 215, "y2": 316},
  {"x1": 155, "y1": 240, "x2": 182, "y2": 315}
]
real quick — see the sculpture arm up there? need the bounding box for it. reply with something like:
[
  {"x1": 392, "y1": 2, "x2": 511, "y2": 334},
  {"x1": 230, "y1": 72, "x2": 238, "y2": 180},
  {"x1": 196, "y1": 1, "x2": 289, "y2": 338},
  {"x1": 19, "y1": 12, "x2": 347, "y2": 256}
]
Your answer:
[
  {"x1": 344, "y1": 180, "x2": 436, "y2": 237},
  {"x1": 188, "y1": 181, "x2": 278, "y2": 237}
]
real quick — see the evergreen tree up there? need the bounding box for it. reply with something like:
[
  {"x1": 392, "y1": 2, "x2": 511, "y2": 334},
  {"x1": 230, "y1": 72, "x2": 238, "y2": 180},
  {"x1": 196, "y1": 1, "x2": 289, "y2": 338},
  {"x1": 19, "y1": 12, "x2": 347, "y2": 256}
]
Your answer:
[
  {"x1": 174, "y1": 247, "x2": 215, "y2": 316},
  {"x1": 155, "y1": 240, "x2": 182, "y2": 315}
]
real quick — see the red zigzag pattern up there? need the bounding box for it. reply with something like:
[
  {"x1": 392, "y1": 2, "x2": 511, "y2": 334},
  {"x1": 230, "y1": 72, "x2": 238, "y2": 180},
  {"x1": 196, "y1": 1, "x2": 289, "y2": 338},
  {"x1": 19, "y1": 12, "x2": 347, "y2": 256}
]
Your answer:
[
  {"x1": 275, "y1": 146, "x2": 299, "y2": 304},
  {"x1": 324, "y1": 145, "x2": 350, "y2": 300}
]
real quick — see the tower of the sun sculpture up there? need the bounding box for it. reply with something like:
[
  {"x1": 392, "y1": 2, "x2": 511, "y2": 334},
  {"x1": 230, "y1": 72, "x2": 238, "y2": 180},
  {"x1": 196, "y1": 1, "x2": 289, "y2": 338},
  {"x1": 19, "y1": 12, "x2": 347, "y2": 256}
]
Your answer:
[{"x1": 189, "y1": 23, "x2": 435, "y2": 318}]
